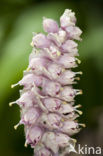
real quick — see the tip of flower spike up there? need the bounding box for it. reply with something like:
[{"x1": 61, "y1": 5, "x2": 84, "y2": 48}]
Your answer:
[{"x1": 79, "y1": 123, "x2": 86, "y2": 128}]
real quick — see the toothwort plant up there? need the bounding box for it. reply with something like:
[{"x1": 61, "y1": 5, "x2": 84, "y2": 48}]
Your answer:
[{"x1": 10, "y1": 9, "x2": 85, "y2": 156}]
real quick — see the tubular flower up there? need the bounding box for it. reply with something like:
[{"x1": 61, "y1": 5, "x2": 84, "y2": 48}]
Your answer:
[{"x1": 10, "y1": 9, "x2": 85, "y2": 156}]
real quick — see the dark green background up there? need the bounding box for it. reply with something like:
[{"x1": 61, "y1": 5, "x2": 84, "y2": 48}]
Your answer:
[{"x1": 0, "y1": 0, "x2": 103, "y2": 156}]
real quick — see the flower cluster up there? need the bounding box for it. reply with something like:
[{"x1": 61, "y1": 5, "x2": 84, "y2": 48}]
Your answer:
[{"x1": 10, "y1": 9, "x2": 85, "y2": 156}]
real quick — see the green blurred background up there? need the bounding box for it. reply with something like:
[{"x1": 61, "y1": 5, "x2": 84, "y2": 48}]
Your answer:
[{"x1": 0, "y1": 0, "x2": 103, "y2": 155}]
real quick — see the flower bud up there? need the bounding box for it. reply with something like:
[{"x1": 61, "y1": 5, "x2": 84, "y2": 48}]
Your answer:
[
  {"x1": 61, "y1": 121, "x2": 79, "y2": 135},
  {"x1": 48, "y1": 29, "x2": 66, "y2": 46},
  {"x1": 20, "y1": 107, "x2": 40, "y2": 125},
  {"x1": 28, "y1": 57, "x2": 48, "y2": 72},
  {"x1": 42, "y1": 132, "x2": 59, "y2": 153},
  {"x1": 20, "y1": 74, "x2": 43, "y2": 89},
  {"x1": 60, "y1": 9, "x2": 76, "y2": 28},
  {"x1": 59, "y1": 103, "x2": 74, "y2": 117},
  {"x1": 32, "y1": 33, "x2": 51, "y2": 48},
  {"x1": 40, "y1": 113, "x2": 63, "y2": 130},
  {"x1": 41, "y1": 80, "x2": 61, "y2": 97},
  {"x1": 57, "y1": 86, "x2": 76, "y2": 102},
  {"x1": 57, "y1": 53, "x2": 77, "y2": 68},
  {"x1": 42, "y1": 98, "x2": 61, "y2": 111},
  {"x1": 43, "y1": 18, "x2": 59, "y2": 33},
  {"x1": 47, "y1": 63, "x2": 63, "y2": 79},
  {"x1": 25, "y1": 126, "x2": 43, "y2": 147},
  {"x1": 61, "y1": 40, "x2": 78, "y2": 53},
  {"x1": 19, "y1": 74, "x2": 36, "y2": 89},
  {"x1": 57, "y1": 70, "x2": 75, "y2": 85},
  {"x1": 56, "y1": 133, "x2": 71, "y2": 147},
  {"x1": 35, "y1": 145, "x2": 52, "y2": 156},
  {"x1": 17, "y1": 91, "x2": 36, "y2": 108},
  {"x1": 48, "y1": 45, "x2": 61, "y2": 59},
  {"x1": 42, "y1": 132, "x2": 74, "y2": 154},
  {"x1": 65, "y1": 26, "x2": 82, "y2": 40}
]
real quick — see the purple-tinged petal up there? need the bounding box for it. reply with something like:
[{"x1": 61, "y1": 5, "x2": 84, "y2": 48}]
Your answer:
[
  {"x1": 16, "y1": 91, "x2": 36, "y2": 108},
  {"x1": 43, "y1": 17, "x2": 59, "y2": 33},
  {"x1": 46, "y1": 45, "x2": 61, "y2": 59},
  {"x1": 47, "y1": 63, "x2": 64, "y2": 79},
  {"x1": 25, "y1": 126, "x2": 43, "y2": 147},
  {"x1": 60, "y1": 120, "x2": 80, "y2": 135},
  {"x1": 57, "y1": 53, "x2": 77, "y2": 68},
  {"x1": 56, "y1": 86, "x2": 76, "y2": 102},
  {"x1": 35, "y1": 145, "x2": 52, "y2": 156},
  {"x1": 66, "y1": 26, "x2": 82, "y2": 40},
  {"x1": 41, "y1": 80, "x2": 61, "y2": 97},
  {"x1": 57, "y1": 70, "x2": 75, "y2": 85},
  {"x1": 42, "y1": 132, "x2": 59, "y2": 154},
  {"x1": 47, "y1": 29, "x2": 66, "y2": 46},
  {"x1": 21, "y1": 107, "x2": 40, "y2": 125},
  {"x1": 32, "y1": 33, "x2": 51, "y2": 48},
  {"x1": 61, "y1": 40, "x2": 78, "y2": 53},
  {"x1": 40, "y1": 113, "x2": 63, "y2": 130},
  {"x1": 60, "y1": 9, "x2": 76, "y2": 28},
  {"x1": 55, "y1": 133, "x2": 71, "y2": 147},
  {"x1": 42, "y1": 98, "x2": 61, "y2": 112}
]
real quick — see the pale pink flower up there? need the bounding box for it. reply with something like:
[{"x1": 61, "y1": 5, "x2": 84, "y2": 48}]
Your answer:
[
  {"x1": 32, "y1": 33, "x2": 51, "y2": 48},
  {"x1": 43, "y1": 17, "x2": 59, "y2": 33}
]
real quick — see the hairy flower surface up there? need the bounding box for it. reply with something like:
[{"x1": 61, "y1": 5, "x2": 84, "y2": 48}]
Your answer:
[{"x1": 10, "y1": 9, "x2": 85, "y2": 156}]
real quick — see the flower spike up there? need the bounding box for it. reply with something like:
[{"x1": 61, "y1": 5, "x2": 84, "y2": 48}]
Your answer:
[{"x1": 10, "y1": 9, "x2": 84, "y2": 156}]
